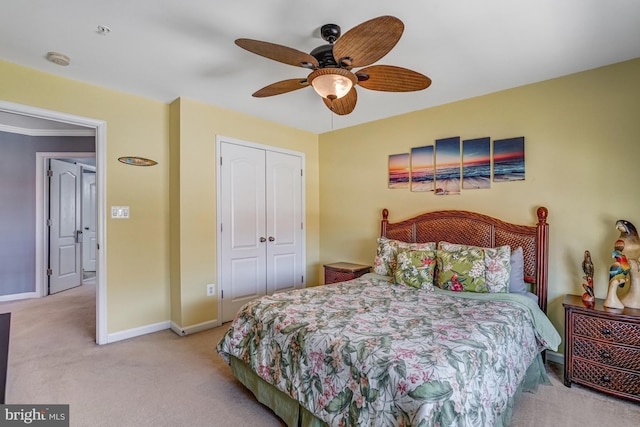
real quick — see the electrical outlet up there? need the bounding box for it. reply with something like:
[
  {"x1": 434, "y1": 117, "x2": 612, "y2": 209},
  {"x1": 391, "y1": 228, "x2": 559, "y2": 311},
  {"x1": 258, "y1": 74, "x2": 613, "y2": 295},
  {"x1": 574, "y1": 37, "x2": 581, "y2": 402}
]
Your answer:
[{"x1": 206, "y1": 284, "x2": 215, "y2": 297}]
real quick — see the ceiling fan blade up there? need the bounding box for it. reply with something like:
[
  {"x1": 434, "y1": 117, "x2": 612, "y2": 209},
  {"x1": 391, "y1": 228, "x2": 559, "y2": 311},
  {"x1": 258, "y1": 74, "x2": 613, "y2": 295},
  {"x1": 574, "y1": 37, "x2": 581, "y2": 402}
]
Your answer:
[
  {"x1": 322, "y1": 87, "x2": 357, "y2": 115},
  {"x1": 333, "y1": 16, "x2": 404, "y2": 68},
  {"x1": 236, "y1": 39, "x2": 319, "y2": 69},
  {"x1": 252, "y1": 79, "x2": 310, "y2": 97},
  {"x1": 356, "y1": 65, "x2": 432, "y2": 92}
]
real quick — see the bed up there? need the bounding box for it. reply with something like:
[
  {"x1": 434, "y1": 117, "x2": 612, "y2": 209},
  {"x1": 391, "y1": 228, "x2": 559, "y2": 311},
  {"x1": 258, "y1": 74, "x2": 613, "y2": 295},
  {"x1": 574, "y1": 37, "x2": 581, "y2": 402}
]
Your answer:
[{"x1": 217, "y1": 207, "x2": 561, "y2": 427}]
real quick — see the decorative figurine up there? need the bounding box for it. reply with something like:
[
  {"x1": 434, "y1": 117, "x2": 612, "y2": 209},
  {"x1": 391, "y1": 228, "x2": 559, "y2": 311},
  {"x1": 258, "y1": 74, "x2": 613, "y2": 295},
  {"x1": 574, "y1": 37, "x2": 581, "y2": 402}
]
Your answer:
[
  {"x1": 616, "y1": 219, "x2": 640, "y2": 309},
  {"x1": 581, "y1": 250, "x2": 595, "y2": 307},
  {"x1": 604, "y1": 242, "x2": 629, "y2": 309}
]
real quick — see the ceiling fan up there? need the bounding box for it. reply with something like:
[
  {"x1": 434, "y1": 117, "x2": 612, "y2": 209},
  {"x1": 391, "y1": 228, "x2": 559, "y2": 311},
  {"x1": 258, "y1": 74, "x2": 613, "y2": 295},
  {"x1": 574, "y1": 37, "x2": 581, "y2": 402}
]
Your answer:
[{"x1": 235, "y1": 15, "x2": 432, "y2": 115}]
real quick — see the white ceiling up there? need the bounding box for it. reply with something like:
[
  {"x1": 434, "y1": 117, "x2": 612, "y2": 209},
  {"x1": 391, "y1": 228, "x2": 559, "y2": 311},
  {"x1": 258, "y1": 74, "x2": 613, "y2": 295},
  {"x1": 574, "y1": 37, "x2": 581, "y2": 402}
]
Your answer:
[{"x1": 1, "y1": 0, "x2": 639, "y2": 134}]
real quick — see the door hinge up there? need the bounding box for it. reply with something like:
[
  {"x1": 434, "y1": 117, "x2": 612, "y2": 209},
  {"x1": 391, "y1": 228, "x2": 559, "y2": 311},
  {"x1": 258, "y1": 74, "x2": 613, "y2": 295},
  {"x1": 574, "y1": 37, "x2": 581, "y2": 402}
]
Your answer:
[
  {"x1": 301, "y1": 275, "x2": 304, "y2": 283},
  {"x1": 46, "y1": 268, "x2": 52, "y2": 276},
  {"x1": 301, "y1": 222, "x2": 304, "y2": 230},
  {"x1": 47, "y1": 169, "x2": 53, "y2": 177},
  {"x1": 221, "y1": 289, "x2": 223, "y2": 299},
  {"x1": 300, "y1": 169, "x2": 303, "y2": 177},
  {"x1": 47, "y1": 219, "x2": 53, "y2": 227},
  {"x1": 220, "y1": 157, "x2": 223, "y2": 166}
]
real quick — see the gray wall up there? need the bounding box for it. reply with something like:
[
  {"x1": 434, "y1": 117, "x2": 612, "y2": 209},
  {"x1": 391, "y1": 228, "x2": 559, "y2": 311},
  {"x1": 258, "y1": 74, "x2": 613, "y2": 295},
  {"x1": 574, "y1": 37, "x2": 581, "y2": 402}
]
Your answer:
[{"x1": 0, "y1": 131, "x2": 95, "y2": 296}]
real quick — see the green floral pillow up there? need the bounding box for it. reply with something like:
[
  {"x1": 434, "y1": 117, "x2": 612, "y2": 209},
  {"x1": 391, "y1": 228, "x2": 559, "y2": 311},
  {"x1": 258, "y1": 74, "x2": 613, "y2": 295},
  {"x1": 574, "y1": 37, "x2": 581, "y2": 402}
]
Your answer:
[
  {"x1": 395, "y1": 249, "x2": 437, "y2": 291},
  {"x1": 484, "y1": 245, "x2": 511, "y2": 293},
  {"x1": 436, "y1": 242, "x2": 487, "y2": 292},
  {"x1": 373, "y1": 237, "x2": 436, "y2": 277}
]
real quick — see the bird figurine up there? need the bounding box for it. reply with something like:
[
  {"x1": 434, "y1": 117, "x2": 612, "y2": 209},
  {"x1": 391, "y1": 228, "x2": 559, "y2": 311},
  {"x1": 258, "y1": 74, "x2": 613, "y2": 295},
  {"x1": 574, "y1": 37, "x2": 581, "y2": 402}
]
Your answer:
[
  {"x1": 581, "y1": 250, "x2": 595, "y2": 306},
  {"x1": 610, "y1": 246, "x2": 631, "y2": 287},
  {"x1": 615, "y1": 219, "x2": 640, "y2": 260},
  {"x1": 616, "y1": 219, "x2": 640, "y2": 309},
  {"x1": 604, "y1": 242, "x2": 632, "y2": 309}
]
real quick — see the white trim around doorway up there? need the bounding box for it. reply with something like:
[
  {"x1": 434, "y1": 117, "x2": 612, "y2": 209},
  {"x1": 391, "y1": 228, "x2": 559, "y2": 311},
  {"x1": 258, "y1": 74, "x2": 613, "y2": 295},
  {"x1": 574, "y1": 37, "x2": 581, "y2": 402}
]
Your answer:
[{"x1": 0, "y1": 100, "x2": 108, "y2": 345}]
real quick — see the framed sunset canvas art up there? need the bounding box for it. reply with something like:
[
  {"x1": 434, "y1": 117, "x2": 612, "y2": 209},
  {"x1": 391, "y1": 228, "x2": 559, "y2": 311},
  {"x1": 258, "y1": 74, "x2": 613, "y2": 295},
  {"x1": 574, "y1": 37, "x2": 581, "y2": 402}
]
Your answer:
[
  {"x1": 435, "y1": 137, "x2": 461, "y2": 195},
  {"x1": 388, "y1": 153, "x2": 410, "y2": 189},
  {"x1": 411, "y1": 145, "x2": 434, "y2": 192},
  {"x1": 493, "y1": 137, "x2": 525, "y2": 182},
  {"x1": 462, "y1": 137, "x2": 491, "y2": 189}
]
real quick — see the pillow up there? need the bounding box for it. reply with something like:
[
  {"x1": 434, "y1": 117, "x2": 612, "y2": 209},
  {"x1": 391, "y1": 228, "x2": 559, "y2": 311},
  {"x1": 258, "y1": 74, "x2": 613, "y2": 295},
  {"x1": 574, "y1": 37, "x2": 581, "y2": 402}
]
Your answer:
[
  {"x1": 484, "y1": 245, "x2": 511, "y2": 293},
  {"x1": 436, "y1": 242, "x2": 487, "y2": 292},
  {"x1": 373, "y1": 237, "x2": 436, "y2": 276},
  {"x1": 394, "y1": 249, "x2": 437, "y2": 291},
  {"x1": 373, "y1": 237, "x2": 397, "y2": 276},
  {"x1": 508, "y1": 247, "x2": 529, "y2": 295}
]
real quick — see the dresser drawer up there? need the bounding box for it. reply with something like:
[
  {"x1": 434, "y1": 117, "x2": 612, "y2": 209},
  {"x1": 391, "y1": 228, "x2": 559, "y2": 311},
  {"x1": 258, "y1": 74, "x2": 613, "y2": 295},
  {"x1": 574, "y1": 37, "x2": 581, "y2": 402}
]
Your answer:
[
  {"x1": 574, "y1": 336, "x2": 640, "y2": 371},
  {"x1": 573, "y1": 358, "x2": 640, "y2": 399},
  {"x1": 573, "y1": 313, "x2": 640, "y2": 346}
]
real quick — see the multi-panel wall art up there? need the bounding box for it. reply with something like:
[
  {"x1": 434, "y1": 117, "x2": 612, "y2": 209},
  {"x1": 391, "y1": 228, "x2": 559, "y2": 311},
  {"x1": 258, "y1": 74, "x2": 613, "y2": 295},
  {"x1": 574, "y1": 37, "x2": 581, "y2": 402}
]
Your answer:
[
  {"x1": 462, "y1": 137, "x2": 491, "y2": 189},
  {"x1": 435, "y1": 137, "x2": 461, "y2": 195},
  {"x1": 493, "y1": 137, "x2": 525, "y2": 182},
  {"x1": 388, "y1": 136, "x2": 525, "y2": 194},
  {"x1": 388, "y1": 153, "x2": 410, "y2": 189},
  {"x1": 410, "y1": 145, "x2": 434, "y2": 192}
]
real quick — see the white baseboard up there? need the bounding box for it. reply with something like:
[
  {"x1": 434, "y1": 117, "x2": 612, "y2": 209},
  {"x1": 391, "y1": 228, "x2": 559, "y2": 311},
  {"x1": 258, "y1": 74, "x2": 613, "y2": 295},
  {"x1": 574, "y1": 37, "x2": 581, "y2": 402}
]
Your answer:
[
  {"x1": 106, "y1": 320, "x2": 171, "y2": 344},
  {"x1": 0, "y1": 291, "x2": 39, "y2": 302},
  {"x1": 546, "y1": 350, "x2": 564, "y2": 365},
  {"x1": 170, "y1": 319, "x2": 219, "y2": 336}
]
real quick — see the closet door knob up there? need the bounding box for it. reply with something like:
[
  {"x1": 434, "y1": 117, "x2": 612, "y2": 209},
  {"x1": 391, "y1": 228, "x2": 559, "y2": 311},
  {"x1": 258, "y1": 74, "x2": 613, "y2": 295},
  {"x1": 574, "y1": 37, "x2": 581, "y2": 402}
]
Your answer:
[
  {"x1": 259, "y1": 237, "x2": 267, "y2": 243},
  {"x1": 268, "y1": 236, "x2": 275, "y2": 242}
]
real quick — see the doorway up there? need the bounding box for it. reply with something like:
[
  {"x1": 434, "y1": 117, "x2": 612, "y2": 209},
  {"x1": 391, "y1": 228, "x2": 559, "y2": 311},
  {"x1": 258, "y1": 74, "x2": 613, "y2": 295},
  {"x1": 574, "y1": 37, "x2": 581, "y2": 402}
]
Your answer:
[
  {"x1": 0, "y1": 100, "x2": 108, "y2": 344},
  {"x1": 41, "y1": 156, "x2": 96, "y2": 295}
]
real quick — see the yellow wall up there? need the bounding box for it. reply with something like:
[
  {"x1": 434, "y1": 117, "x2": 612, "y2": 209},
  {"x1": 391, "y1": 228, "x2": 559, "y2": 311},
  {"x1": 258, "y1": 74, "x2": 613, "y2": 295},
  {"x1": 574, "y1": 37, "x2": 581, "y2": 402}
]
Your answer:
[
  {"x1": 318, "y1": 58, "x2": 640, "y2": 351},
  {"x1": 0, "y1": 60, "x2": 171, "y2": 333},
  {"x1": 170, "y1": 97, "x2": 320, "y2": 327},
  {"x1": 0, "y1": 59, "x2": 320, "y2": 335}
]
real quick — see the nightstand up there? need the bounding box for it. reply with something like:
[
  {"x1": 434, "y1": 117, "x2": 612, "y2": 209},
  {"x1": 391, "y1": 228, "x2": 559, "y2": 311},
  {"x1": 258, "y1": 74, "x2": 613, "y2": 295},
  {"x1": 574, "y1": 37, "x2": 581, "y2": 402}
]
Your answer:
[
  {"x1": 323, "y1": 262, "x2": 371, "y2": 284},
  {"x1": 563, "y1": 294, "x2": 640, "y2": 403}
]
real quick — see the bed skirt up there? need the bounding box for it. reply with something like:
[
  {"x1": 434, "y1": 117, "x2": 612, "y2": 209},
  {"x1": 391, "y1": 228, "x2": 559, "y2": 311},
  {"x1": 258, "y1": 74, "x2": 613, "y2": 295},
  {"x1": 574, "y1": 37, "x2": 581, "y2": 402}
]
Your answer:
[{"x1": 229, "y1": 353, "x2": 550, "y2": 427}]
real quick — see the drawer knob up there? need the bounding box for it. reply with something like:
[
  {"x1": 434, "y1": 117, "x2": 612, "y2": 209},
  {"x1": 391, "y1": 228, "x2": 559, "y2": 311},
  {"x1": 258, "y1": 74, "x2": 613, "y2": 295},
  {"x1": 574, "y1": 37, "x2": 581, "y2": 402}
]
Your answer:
[
  {"x1": 602, "y1": 328, "x2": 611, "y2": 336},
  {"x1": 600, "y1": 350, "x2": 611, "y2": 359},
  {"x1": 601, "y1": 375, "x2": 611, "y2": 383}
]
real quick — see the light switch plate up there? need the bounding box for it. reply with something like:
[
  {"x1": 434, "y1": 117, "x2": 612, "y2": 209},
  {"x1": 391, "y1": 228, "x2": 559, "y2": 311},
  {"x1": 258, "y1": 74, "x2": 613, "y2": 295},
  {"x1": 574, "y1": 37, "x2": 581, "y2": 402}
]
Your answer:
[{"x1": 111, "y1": 206, "x2": 130, "y2": 219}]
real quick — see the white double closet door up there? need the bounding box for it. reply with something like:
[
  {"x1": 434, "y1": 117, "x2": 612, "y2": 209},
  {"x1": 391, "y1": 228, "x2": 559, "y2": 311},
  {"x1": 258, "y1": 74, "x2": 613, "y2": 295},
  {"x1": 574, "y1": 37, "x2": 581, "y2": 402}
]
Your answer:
[{"x1": 219, "y1": 140, "x2": 304, "y2": 322}]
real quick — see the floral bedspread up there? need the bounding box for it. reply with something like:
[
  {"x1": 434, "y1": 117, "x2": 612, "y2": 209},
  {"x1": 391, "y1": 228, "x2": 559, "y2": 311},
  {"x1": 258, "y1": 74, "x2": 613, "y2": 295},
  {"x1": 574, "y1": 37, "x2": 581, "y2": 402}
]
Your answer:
[{"x1": 217, "y1": 275, "x2": 559, "y2": 427}]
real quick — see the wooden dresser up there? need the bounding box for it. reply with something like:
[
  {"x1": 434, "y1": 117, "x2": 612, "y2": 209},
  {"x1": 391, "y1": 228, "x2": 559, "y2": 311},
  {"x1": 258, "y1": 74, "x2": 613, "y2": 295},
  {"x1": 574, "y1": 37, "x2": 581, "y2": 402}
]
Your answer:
[
  {"x1": 563, "y1": 294, "x2": 640, "y2": 403},
  {"x1": 323, "y1": 262, "x2": 371, "y2": 284}
]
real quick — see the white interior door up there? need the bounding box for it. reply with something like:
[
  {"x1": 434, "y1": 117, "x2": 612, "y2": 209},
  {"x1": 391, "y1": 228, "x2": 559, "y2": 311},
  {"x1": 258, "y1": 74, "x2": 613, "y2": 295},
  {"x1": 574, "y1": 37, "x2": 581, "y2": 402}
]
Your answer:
[
  {"x1": 265, "y1": 151, "x2": 303, "y2": 294},
  {"x1": 220, "y1": 143, "x2": 268, "y2": 322},
  {"x1": 82, "y1": 170, "x2": 97, "y2": 273},
  {"x1": 219, "y1": 141, "x2": 304, "y2": 323},
  {"x1": 49, "y1": 159, "x2": 82, "y2": 294}
]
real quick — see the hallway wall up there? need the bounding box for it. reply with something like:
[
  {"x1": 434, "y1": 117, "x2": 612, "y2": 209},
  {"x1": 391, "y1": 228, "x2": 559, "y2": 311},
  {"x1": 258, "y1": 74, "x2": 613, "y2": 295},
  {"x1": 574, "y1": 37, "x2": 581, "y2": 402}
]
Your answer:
[{"x1": 0, "y1": 131, "x2": 95, "y2": 296}]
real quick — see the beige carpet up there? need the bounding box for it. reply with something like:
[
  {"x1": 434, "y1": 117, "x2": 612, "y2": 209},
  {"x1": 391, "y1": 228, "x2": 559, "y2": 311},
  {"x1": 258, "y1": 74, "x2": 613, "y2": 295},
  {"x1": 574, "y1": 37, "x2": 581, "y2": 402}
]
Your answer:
[{"x1": 1, "y1": 284, "x2": 639, "y2": 427}]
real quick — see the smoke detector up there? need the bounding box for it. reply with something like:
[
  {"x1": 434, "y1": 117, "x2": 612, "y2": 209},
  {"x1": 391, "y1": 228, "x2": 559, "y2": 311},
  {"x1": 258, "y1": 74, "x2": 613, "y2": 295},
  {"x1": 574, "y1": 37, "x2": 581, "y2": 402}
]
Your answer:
[{"x1": 46, "y1": 51, "x2": 71, "y2": 66}]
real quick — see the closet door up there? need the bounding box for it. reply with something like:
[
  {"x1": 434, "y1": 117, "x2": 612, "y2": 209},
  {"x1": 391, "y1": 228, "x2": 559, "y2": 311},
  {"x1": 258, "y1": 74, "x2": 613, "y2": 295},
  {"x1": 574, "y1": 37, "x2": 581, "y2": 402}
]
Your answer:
[
  {"x1": 265, "y1": 151, "x2": 303, "y2": 295},
  {"x1": 220, "y1": 143, "x2": 267, "y2": 322},
  {"x1": 219, "y1": 141, "x2": 304, "y2": 323}
]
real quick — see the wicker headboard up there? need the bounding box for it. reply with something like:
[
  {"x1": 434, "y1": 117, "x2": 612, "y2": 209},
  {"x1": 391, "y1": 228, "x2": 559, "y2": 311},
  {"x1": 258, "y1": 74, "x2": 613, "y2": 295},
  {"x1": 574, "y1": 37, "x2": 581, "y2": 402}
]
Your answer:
[{"x1": 381, "y1": 207, "x2": 549, "y2": 313}]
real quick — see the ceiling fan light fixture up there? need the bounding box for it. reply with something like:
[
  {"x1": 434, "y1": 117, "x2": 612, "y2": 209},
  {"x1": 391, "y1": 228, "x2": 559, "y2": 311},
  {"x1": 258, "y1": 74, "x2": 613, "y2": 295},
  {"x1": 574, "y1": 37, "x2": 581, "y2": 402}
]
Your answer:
[{"x1": 308, "y1": 68, "x2": 356, "y2": 100}]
